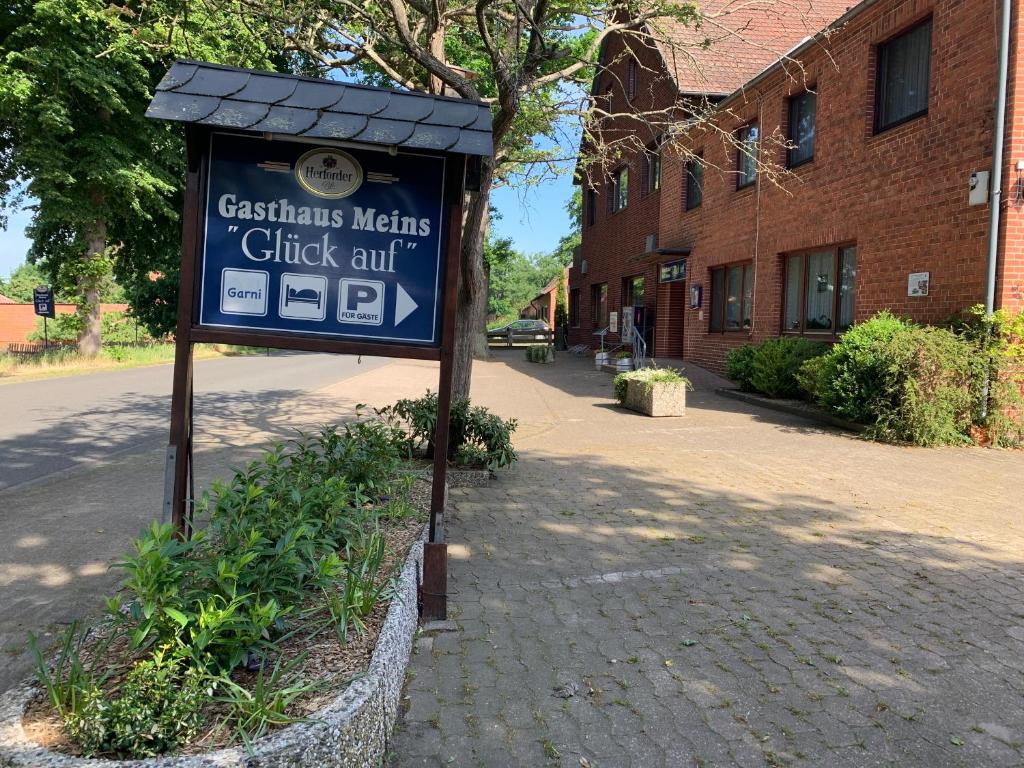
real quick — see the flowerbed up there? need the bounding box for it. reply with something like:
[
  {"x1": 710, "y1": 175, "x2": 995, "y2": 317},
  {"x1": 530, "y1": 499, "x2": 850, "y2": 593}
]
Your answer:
[{"x1": 6, "y1": 399, "x2": 518, "y2": 761}]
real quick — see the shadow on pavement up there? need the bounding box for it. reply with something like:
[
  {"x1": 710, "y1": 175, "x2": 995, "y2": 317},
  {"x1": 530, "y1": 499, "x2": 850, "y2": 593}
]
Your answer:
[{"x1": 392, "y1": 449, "x2": 1024, "y2": 767}]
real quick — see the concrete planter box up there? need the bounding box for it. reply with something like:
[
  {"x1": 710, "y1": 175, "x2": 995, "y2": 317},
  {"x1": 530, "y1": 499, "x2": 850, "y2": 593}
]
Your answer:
[
  {"x1": 0, "y1": 533, "x2": 427, "y2": 768},
  {"x1": 527, "y1": 347, "x2": 554, "y2": 364},
  {"x1": 624, "y1": 379, "x2": 686, "y2": 417},
  {"x1": 593, "y1": 352, "x2": 610, "y2": 369}
]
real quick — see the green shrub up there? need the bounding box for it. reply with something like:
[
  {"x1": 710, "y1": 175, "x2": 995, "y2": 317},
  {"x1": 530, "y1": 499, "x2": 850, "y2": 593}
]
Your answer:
[
  {"x1": 67, "y1": 650, "x2": 207, "y2": 758},
  {"x1": 27, "y1": 311, "x2": 80, "y2": 343},
  {"x1": 871, "y1": 325, "x2": 975, "y2": 446},
  {"x1": 613, "y1": 372, "x2": 630, "y2": 404},
  {"x1": 805, "y1": 311, "x2": 977, "y2": 445},
  {"x1": 804, "y1": 311, "x2": 911, "y2": 423},
  {"x1": 28, "y1": 310, "x2": 156, "y2": 345},
  {"x1": 380, "y1": 391, "x2": 518, "y2": 470},
  {"x1": 614, "y1": 367, "x2": 691, "y2": 405},
  {"x1": 946, "y1": 305, "x2": 1024, "y2": 446},
  {"x1": 795, "y1": 354, "x2": 830, "y2": 404},
  {"x1": 748, "y1": 337, "x2": 827, "y2": 398},
  {"x1": 724, "y1": 345, "x2": 756, "y2": 391}
]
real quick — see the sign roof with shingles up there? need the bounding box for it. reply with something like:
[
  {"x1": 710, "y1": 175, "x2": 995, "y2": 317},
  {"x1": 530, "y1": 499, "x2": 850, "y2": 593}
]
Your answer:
[{"x1": 146, "y1": 61, "x2": 494, "y2": 157}]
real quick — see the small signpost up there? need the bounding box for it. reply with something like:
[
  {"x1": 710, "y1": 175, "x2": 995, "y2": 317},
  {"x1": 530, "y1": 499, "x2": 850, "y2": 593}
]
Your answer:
[
  {"x1": 33, "y1": 285, "x2": 55, "y2": 350},
  {"x1": 147, "y1": 60, "x2": 493, "y2": 620}
]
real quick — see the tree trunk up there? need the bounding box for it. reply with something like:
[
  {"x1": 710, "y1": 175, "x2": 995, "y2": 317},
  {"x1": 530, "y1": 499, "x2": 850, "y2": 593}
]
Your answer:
[
  {"x1": 451, "y1": 158, "x2": 494, "y2": 400},
  {"x1": 78, "y1": 221, "x2": 105, "y2": 357}
]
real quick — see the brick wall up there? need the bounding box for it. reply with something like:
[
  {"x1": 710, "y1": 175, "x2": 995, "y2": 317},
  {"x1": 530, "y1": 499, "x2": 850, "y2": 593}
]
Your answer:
[{"x1": 571, "y1": 0, "x2": 1020, "y2": 373}]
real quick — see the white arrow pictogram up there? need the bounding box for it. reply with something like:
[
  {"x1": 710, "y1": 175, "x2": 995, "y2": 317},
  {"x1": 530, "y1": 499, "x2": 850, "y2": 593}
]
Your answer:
[{"x1": 395, "y1": 283, "x2": 418, "y2": 325}]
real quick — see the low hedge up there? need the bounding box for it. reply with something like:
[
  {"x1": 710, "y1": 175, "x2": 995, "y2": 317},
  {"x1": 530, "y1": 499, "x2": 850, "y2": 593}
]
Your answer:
[
  {"x1": 726, "y1": 308, "x2": 1024, "y2": 447},
  {"x1": 725, "y1": 337, "x2": 827, "y2": 398},
  {"x1": 798, "y1": 309, "x2": 1023, "y2": 447}
]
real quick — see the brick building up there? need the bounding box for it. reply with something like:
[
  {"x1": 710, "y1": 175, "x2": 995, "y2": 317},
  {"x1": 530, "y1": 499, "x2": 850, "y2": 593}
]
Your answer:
[
  {"x1": 568, "y1": 0, "x2": 1022, "y2": 372},
  {"x1": 520, "y1": 270, "x2": 570, "y2": 329}
]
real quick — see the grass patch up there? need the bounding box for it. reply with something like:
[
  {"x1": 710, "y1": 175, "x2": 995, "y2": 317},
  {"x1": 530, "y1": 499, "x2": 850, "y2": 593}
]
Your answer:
[{"x1": 0, "y1": 344, "x2": 266, "y2": 382}]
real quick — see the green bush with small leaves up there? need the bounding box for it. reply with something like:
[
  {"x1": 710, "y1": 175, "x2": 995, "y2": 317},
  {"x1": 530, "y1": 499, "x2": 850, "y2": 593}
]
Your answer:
[
  {"x1": 749, "y1": 337, "x2": 828, "y2": 398},
  {"x1": 799, "y1": 311, "x2": 983, "y2": 446},
  {"x1": 945, "y1": 304, "x2": 1024, "y2": 447},
  {"x1": 28, "y1": 310, "x2": 156, "y2": 345},
  {"x1": 724, "y1": 344, "x2": 756, "y2": 392},
  {"x1": 66, "y1": 650, "x2": 207, "y2": 759},
  {"x1": 725, "y1": 338, "x2": 826, "y2": 398},
  {"x1": 799, "y1": 311, "x2": 909, "y2": 423},
  {"x1": 380, "y1": 390, "x2": 517, "y2": 470}
]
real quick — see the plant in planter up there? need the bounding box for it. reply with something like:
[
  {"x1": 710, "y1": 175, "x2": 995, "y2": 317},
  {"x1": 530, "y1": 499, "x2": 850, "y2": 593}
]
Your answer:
[
  {"x1": 525, "y1": 344, "x2": 553, "y2": 363},
  {"x1": 613, "y1": 367, "x2": 691, "y2": 417},
  {"x1": 614, "y1": 350, "x2": 633, "y2": 372},
  {"x1": 593, "y1": 348, "x2": 610, "y2": 369},
  {"x1": 17, "y1": 409, "x2": 431, "y2": 762}
]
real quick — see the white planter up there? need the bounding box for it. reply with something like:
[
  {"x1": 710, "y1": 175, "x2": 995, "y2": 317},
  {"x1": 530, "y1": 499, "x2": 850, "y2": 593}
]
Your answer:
[
  {"x1": 594, "y1": 352, "x2": 610, "y2": 369},
  {"x1": 624, "y1": 379, "x2": 687, "y2": 417},
  {"x1": 614, "y1": 358, "x2": 633, "y2": 372}
]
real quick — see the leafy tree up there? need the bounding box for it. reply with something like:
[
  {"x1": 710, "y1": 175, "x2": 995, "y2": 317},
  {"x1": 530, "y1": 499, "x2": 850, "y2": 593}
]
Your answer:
[
  {"x1": 252, "y1": 0, "x2": 705, "y2": 398},
  {"x1": 0, "y1": 262, "x2": 66, "y2": 303},
  {"x1": 485, "y1": 236, "x2": 541, "y2": 324},
  {"x1": 0, "y1": 0, "x2": 282, "y2": 352},
  {"x1": 0, "y1": 260, "x2": 122, "y2": 304}
]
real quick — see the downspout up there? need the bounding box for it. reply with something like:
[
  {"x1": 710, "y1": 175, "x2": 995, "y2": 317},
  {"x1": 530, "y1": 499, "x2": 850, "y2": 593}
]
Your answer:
[
  {"x1": 981, "y1": 0, "x2": 1013, "y2": 420},
  {"x1": 986, "y1": 0, "x2": 1012, "y2": 315},
  {"x1": 751, "y1": 98, "x2": 764, "y2": 339}
]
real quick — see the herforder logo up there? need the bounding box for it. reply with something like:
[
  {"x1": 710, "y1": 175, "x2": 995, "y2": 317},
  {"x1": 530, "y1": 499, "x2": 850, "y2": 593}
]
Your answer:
[{"x1": 295, "y1": 148, "x2": 362, "y2": 199}]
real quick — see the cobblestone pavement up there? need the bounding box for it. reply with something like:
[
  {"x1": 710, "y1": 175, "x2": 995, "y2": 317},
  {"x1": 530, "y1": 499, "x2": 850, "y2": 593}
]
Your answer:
[{"x1": 389, "y1": 353, "x2": 1024, "y2": 768}]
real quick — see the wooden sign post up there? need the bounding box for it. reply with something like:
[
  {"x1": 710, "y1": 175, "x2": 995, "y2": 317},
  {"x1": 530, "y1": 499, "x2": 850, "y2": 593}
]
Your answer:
[{"x1": 147, "y1": 60, "x2": 493, "y2": 621}]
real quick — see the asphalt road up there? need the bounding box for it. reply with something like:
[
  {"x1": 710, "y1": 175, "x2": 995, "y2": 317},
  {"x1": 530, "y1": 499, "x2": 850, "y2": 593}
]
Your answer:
[{"x1": 0, "y1": 351, "x2": 389, "y2": 492}]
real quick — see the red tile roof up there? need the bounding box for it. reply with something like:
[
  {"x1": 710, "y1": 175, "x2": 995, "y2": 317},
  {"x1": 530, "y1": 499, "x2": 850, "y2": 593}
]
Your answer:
[
  {"x1": 651, "y1": 0, "x2": 854, "y2": 96},
  {"x1": 0, "y1": 293, "x2": 17, "y2": 304}
]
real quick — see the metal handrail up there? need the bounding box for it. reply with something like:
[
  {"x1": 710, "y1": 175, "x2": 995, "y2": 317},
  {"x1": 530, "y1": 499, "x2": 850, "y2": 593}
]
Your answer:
[{"x1": 633, "y1": 331, "x2": 647, "y2": 369}]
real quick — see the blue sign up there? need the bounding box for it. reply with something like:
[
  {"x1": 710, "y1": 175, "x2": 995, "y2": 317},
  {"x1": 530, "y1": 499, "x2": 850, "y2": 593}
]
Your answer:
[
  {"x1": 33, "y1": 285, "x2": 55, "y2": 318},
  {"x1": 199, "y1": 133, "x2": 447, "y2": 345}
]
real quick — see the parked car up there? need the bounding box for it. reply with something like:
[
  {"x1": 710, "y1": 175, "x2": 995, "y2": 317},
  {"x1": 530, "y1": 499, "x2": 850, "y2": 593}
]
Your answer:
[{"x1": 489, "y1": 319, "x2": 550, "y2": 342}]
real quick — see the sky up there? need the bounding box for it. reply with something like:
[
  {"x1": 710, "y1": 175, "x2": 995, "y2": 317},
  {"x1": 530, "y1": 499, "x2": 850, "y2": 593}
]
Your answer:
[
  {"x1": 490, "y1": 173, "x2": 575, "y2": 256},
  {"x1": 0, "y1": 176, "x2": 576, "y2": 280},
  {"x1": 0, "y1": 204, "x2": 33, "y2": 280}
]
